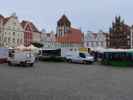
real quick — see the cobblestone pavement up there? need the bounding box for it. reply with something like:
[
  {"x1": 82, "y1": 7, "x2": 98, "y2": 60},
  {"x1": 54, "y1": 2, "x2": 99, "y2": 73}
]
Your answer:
[{"x1": 0, "y1": 62, "x2": 133, "y2": 100}]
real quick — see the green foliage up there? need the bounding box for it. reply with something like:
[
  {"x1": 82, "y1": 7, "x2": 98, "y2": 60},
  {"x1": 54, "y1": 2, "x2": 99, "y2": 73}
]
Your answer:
[{"x1": 32, "y1": 42, "x2": 43, "y2": 48}]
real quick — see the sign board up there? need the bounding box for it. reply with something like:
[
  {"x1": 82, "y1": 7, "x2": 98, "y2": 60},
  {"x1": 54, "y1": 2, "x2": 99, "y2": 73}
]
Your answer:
[{"x1": 79, "y1": 48, "x2": 88, "y2": 53}]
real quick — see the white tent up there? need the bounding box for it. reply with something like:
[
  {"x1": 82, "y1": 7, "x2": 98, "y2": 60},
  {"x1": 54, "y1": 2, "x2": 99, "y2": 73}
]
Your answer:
[
  {"x1": 27, "y1": 45, "x2": 39, "y2": 50},
  {"x1": 93, "y1": 47, "x2": 106, "y2": 53},
  {"x1": 126, "y1": 49, "x2": 133, "y2": 52},
  {"x1": 8, "y1": 47, "x2": 13, "y2": 49},
  {"x1": 15, "y1": 45, "x2": 27, "y2": 50}
]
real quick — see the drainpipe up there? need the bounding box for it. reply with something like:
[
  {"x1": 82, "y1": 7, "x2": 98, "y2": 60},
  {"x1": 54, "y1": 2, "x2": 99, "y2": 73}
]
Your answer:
[{"x1": 131, "y1": 28, "x2": 133, "y2": 49}]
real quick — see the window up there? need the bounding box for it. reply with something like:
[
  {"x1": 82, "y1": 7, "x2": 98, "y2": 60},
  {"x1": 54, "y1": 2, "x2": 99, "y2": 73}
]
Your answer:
[
  {"x1": 127, "y1": 35, "x2": 130, "y2": 39},
  {"x1": 93, "y1": 42, "x2": 96, "y2": 46},
  {"x1": 20, "y1": 39, "x2": 22, "y2": 44},
  {"x1": 96, "y1": 42, "x2": 99, "y2": 46},
  {"x1": 60, "y1": 31, "x2": 62, "y2": 36},
  {"x1": 17, "y1": 39, "x2": 19, "y2": 44},
  {"x1": 8, "y1": 37, "x2": 10, "y2": 43},
  {"x1": 8, "y1": 26, "x2": 10, "y2": 29},
  {"x1": 79, "y1": 53, "x2": 86, "y2": 58},
  {"x1": 4, "y1": 37, "x2": 7, "y2": 42},
  {"x1": 13, "y1": 27, "x2": 15, "y2": 30},
  {"x1": 87, "y1": 42, "x2": 89, "y2": 47},
  {"x1": 13, "y1": 38, "x2": 15, "y2": 43},
  {"x1": 128, "y1": 41, "x2": 130, "y2": 45},
  {"x1": 47, "y1": 34, "x2": 50, "y2": 38},
  {"x1": 91, "y1": 42, "x2": 94, "y2": 47},
  {"x1": 64, "y1": 27, "x2": 68, "y2": 33},
  {"x1": 98, "y1": 42, "x2": 101, "y2": 46},
  {"x1": 13, "y1": 22, "x2": 16, "y2": 26},
  {"x1": 13, "y1": 32, "x2": 15, "y2": 36},
  {"x1": 101, "y1": 42, "x2": 103, "y2": 46}
]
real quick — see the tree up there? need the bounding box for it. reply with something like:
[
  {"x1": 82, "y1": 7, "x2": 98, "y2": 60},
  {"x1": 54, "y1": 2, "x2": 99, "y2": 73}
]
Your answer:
[{"x1": 32, "y1": 42, "x2": 43, "y2": 48}]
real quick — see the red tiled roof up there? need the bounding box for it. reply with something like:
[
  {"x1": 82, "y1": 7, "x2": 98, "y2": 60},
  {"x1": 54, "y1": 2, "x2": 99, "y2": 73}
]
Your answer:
[
  {"x1": 0, "y1": 15, "x2": 11, "y2": 25},
  {"x1": 21, "y1": 20, "x2": 28, "y2": 28},
  {"x1": 3, "y1": 17, "x2": 10, "y2": 25},
  {"x1": 56, "y1": 27, "x2": 83, "y2": 43},
  {"x1": 31, "y1": 23, "x2": 40, "y2": 33}
]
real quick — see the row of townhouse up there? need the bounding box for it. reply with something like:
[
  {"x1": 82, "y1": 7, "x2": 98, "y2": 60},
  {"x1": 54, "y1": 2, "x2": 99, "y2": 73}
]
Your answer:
[
  {"x1": 88, "y1": 16, "x2": 133, "y2": 50},
  {"x1": 84, "y1": 16, "x2": 133, "y2": 50},
  {"x1": 0, "y1": 13, "x2": 41, "y2": 48},
  {"x1": 41, "y1": 15, "x2": 108, "y2": 49},
  {"x1": 2, "y1": 13, "x2": 133, "y2": 50},
  {"x1": 84, "y1": 31, "x2": 107, "y2": 49},
  {"x1": 41, "y1": 30, "x2": 57, "y2": 49},
  {"x1": 0, "y1": 13, "x2": 108, "y2": 49}
]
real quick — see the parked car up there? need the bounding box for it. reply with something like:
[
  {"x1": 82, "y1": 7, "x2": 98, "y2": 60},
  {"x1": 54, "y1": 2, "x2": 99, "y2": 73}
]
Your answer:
[
  {"x1": 65, "y1": 53, "x2": 94, "y2": 64},
  {"x1": 7, "y1": 51, "x2": 35, "y2": 67}
]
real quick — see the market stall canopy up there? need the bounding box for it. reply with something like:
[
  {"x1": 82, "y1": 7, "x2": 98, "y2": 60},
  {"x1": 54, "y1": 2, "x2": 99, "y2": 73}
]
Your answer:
[
  {"x1": 103, "y1": 48, "x2": 127, "y2": 52},
  {"x1": 15, "y1": 45, "x2": 27, "y2": 50},
  {"x1": 8, "y1": 47, "x2": 13, "y2": 49},
  {"x1": 93, "y1": 47, "x2": 106, "y2": 53},
  {"x1": 27, "y1": 45, "x2": 39, "y2": 50}
]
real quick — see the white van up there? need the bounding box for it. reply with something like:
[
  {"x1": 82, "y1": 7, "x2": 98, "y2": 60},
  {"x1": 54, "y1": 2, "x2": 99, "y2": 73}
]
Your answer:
[
  {"x1": 61, "y1": 48, "x2": 79, "y2": 57},
  {"x1": 7, "y1": 51, "x2": 35, "y2": 67},
  {"x1": 65, "y1": 52, "x2": 94, "y2": 64}
]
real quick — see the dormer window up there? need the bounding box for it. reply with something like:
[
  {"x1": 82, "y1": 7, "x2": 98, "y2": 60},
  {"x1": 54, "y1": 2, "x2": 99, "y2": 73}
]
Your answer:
[{"x1": 13, "y1": 38, "x2": 15, "y2": 43}]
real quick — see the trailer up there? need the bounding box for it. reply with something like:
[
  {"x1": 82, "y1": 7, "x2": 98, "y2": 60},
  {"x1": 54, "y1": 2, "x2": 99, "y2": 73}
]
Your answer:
[
  {"x1": 99, "y1": 49, "x2": 133, "y2": 66},
  {"x1": 38, "y1": 48, "x2": 65, "y2": 61}
]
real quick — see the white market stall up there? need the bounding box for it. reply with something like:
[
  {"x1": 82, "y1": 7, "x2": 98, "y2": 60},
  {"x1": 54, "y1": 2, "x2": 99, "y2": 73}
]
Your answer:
[
  {"x1": 15, "y1": 45, "x2": 28, "y2": 51},
  {"x1": 27, "y1": 45, "x2": 40, "y2": 57}
]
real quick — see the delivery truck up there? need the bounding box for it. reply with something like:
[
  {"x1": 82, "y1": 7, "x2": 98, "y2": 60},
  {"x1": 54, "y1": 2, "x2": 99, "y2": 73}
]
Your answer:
[{"x1": 7, "y1": 51, "x2": 35, "y2": 67}]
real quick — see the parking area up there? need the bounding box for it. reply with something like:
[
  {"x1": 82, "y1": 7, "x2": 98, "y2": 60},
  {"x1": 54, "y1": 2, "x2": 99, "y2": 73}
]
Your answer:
[{"x1": 0, "y1": 62, "x2": 133, "y2": 100}]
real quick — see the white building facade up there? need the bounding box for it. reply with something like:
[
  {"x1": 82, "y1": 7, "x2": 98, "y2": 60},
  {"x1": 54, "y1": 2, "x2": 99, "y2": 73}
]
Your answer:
[
  {"x1": 84, "y1": 31, "x2": 107, "y2": 49},
  {"x1": 32, "y1": 31, "x2": 41, "y2": 43},
  {"x1": 130, "y1": 26, "x2": 133, "y2": 48},
  {"x1": 0, "y1": 14, "x2": 24, "y2": 48},
  {"x1": 41, "y1": 31, "x2": 57, "y2": 49}
]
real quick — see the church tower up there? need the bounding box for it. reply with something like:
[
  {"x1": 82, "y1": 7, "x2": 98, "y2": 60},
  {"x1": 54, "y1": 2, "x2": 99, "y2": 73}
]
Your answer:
[
  {"x1": 108, "y1": 16, "x2": 131, "y2": 49},
  {"x1": 56, "y1": 14, "x2": 71, "y2": 37}
]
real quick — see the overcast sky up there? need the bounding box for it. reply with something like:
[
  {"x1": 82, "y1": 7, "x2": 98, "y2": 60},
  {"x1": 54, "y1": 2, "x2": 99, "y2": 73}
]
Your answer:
[{"x1": 0, "y1": 0, "x2": 133, "y2": 32}]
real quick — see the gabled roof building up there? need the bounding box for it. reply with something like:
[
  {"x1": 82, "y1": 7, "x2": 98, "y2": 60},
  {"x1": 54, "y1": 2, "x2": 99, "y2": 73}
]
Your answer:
[
  {"x1": 0, "y1": 13, "x2": 24, "y2": 47},
  {"x1": 56, "y1": 15, "x2": 84, "y2": 48},
  {"x1": 21, "y1": 20, "x2": 41, "y2": 46},
  {"x1": 107, "y1": 16, "x2": 131, "y2": 49}
]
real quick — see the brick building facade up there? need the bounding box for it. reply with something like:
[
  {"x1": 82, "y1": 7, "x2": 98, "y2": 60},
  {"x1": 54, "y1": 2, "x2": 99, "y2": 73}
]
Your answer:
[{"x1": 107, "y1": 16, "x2": 131, "y2": 49}]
